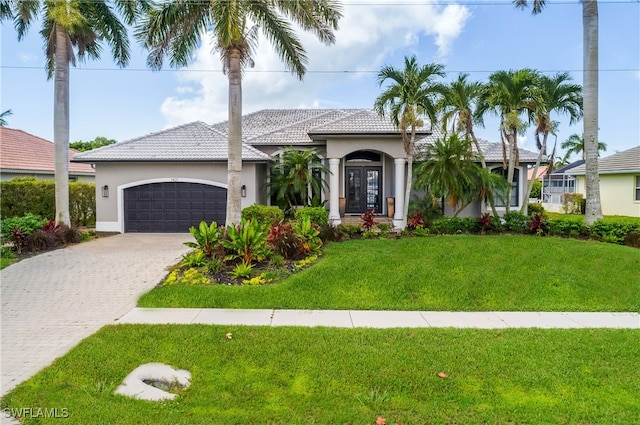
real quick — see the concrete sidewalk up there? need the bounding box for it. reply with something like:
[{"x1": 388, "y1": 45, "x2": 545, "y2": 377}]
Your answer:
[{"x1": 117, "y1": 308, "x2": 640, "y2": 329}]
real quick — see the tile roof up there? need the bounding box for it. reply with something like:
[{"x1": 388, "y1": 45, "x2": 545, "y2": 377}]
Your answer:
[
  {"x1": 415, "y1": 136, "x2": 541, "y2": 164},
  {"x1": 0, "y1": 127, "x2": 94, "y2": 174},
  {"x1": 72, "y1": 121, "x2": 270, "y2": 162},
  {"x1": 308, "y1": 109, "x2": 433, "y2": 136},
  {"x1": 569, "y1": 145, "x2": 640, "y2": 175}
]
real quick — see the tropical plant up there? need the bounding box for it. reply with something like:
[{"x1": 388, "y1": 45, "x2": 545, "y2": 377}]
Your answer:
[
  {"x1": 0, "y1": 109, "x2": 12, "y2": 126},
  {"x1": 136, "y1": 1, "x2": 342, "y2": 225},
  {"x1": 221, "y1": 219, "x2": 270, "y2": 265},
  {"x1": 514, "y1": 0, "x2": 603, "y2": 224},
  {"x1": 185, "y1": 221, "x2": 221, "y2": 258},
  {"x1": 180, "y1": 250, "x2": 208, "y2": 268},
  {"x1": 560, "y1": 133, "x2": 607, "y2": 161},
  {"x1": 477, "y1": 69, "x2": 539, "y2": 212},
  {"x1": 269, "y1": 147, "x2": 330, "y2": 211},
  {"x1": 407, "y1": 210, "x2": 426, "y2": 230},
  {"x1": 2, "y1": 0, "x2": 148, "y2": 226},
  {"x1": 415, "y1": 135, "x2": 508, "y2": 217},
  {"x1": 438, "y1": 74, "x2": 487, "y2": 166},
  {"x1": 374, "y1": 55, "x2": 445, "y2": 228},
  {"x1": 521, "y1": 72, "x2": 583, "y2": 212},
  {"x1": 267, "y1": 221, "x2": 301, "y2": 260},
  {"x1": 293, "y1": 216, "x2": 323, "y2": 255},
  {"x1": 360, "y1": 209, "x2": 376, "y2": 231},
  {"x1": 230, "y1": 262, "x2": 253, "y2": 280}
]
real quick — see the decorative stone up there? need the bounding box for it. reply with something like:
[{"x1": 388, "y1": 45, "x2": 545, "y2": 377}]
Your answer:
[{"x1": 114, "y1": 362, "x2": 191, "y2": 401}]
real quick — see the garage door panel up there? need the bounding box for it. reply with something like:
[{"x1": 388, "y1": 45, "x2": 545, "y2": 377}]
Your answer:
[{"x1": 124, "y1": 182, "x2": 227, "y2": 233}]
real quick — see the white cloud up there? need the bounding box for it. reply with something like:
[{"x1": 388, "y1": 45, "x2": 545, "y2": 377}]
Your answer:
[{"x1": 161, "y1": 2, "x2": 471, "y2": 127}]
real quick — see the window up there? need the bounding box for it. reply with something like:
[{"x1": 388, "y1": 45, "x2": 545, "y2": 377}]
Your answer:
[
  {"x1": 635, "y1": 176, "x2": 640, "y2": 201},
  {"x1": 493, "y1": 167, "x2": 519, "y2": 207}
]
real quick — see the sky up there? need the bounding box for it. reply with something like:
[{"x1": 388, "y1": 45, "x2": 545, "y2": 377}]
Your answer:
[{"x1": 1, "y1": 0, "x2": 639, "y2": 162}]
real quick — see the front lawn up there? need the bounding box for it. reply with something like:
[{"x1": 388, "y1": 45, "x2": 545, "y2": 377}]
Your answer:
[
  {"x1": 1, "y1": 325, "x2": 638, "y2": 424},
  {"x1": 139, "y1": 235, "x2": 640, "y2": 312}
]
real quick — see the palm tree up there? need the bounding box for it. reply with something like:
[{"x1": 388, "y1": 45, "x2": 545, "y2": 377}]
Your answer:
[
  {"x1": 136, "y1": 1, "x2": 342, "y2": 225},
  {"x1": 0, "y1": 109, "x2": 12, "y2": 126},
  {"x1": 374, "y1": 55, "x2": 445, "y2": 228},
  {"x1": 269, "y1": 147, "x2": 330, "y2": 211},
  {"x1": 476, "y1": 69, "x2": 539, "y2": 213},
  {"x1": 414, "y1": 134, "x2": 509, "y2": 217},
  {"x1": 438, "y1": 74, "x2": 486, "y2": 167},
  {"x1": 2, "y1": 0, "x2": 146, "y2": 225},
  {"x1": 514, "y1": 0, "x2": 602, "y2": 224},
  {"x1": 561, "y1": 133, "x2": 607, "y2": 160},
  {"x1": 521, "y1": 72, "x2": 583, "y2": 212}
]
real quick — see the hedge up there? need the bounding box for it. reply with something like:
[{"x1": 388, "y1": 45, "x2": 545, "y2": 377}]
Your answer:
[{"x1": 1, "y1": 178, "x2": 96, "y2": 226}]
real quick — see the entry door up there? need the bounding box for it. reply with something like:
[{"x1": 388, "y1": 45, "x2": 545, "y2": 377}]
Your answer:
[{"x1": 345, "y1": 166, "x2": 382, "y2": 213}]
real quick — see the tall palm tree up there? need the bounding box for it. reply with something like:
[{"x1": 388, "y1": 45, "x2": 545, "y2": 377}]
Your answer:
[
  {"x1": 2, "y1": 0, "x2": 146, "y2": 225},
  {"x1": 136, "y1": 0, "x2": 342, "y2": 225},
  {"x1": 438, "y1": 74, "x2": 486, "y2": 167},
  {"x1": 476, "y1": 69, "x2": 538, "y2": 213},
  {"x1": 561, "y1": 133, "x2": 607, "y2": 160},
  {"x1": 374, "y1": 55, "x2": 445, "y2": 228},
  {"x1": 514, "y1": 0, "x2": 602, "y2": 224},
  {"x1": 521, "y1": 72, "x2": 583, "y2": 212},
  {"x1": 269, "y1": 147, "x2": 330, "y2": 211},
  {"x1": 0, "y1": 109, "x2": 12, "y2": 126}
]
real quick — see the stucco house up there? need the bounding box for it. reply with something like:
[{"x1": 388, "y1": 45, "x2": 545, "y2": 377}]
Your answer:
[
  {"x1": 72, "y1": 109, "x2": 539, "y2": 233},
  {"x1": 540, "y1": 160, "x2": 584, "y2": 213},
  {"x1": 569, "y1": 146, "x2": 640, "y2": 217},
  {"x1": 0, "y1": 127, "x2": 95, "y2": 182}
]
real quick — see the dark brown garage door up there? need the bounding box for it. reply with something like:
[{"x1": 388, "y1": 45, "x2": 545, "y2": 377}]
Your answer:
[{"x1": 124, "y1": 182, "x2": 226, "y2": 232}]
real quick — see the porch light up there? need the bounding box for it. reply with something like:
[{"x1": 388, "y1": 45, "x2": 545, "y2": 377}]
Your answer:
[
  {"x1": 102, "y1": 185, "x2": 109, "y2": 198},
  {"x1": 241, "y1": 185, "x2": 247, "y2": 198}
]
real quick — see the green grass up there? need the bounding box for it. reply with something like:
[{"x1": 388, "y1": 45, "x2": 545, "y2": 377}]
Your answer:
[
  {"x1": 1, "y1": 325, "x2": 638, "y2": 424},
  {"x1": 0, "y1": 257, "x2": 17, "y2": 269},
  {"x1": 545, "y1": 213, "x2": 640, "y2": 225},
  {"x1": 139, "y1": 235, "x2": 640, "y2": 312}
]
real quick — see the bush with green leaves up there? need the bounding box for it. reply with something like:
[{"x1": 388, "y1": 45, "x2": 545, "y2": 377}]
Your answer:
[
  {"x1": 502, "y1": 211, "x2": 528, "y2": 233},
  {"x1": 294, "y1": 207, "x2": 329, "y2": 227},
  {"x1": 180, "y1": 250, "x2": 208, "y2": 268},
  {"x1": 185, "y1": 221, "x2": 221, "y2": 258},
  {"x1": 230, "y1": 262, "x2": 253, "y2": 280},
  {"x1": 0, "y1": 178, "x2": 96, "y2": 226},
  {"x1": 527, "y1": 203, "x2": 545, "y2": 216},
  {"x1": 268, "y1": 221, "x2": 301, "y2": 260},
  {"x1": 588, "y1": 221, "x2": 638, "y2": 245},
  {"x1": 221, "y1": 219, "x2": 270, "y2": 265},
  {"x1": 1, "y1": 213, "x2": 48, "y2": 238},
  {"x1": 163, "y1": 268, "x2": 209, "y2": 285},
  {"x1": 429, "y1": 217, "x2": 478, "y2": 234},
  {"x1": 547, "y1": 219, "x2": 589, "y2": 239},
  {"x1": 241, "y1": 205, "x2": 284, "y2": 227}
]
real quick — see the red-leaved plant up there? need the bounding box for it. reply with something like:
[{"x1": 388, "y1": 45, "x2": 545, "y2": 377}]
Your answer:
[
  {"x1": 360, "y1": 209, "x2": 376, "y2": 231},
  {"x1": 477, "y1": 213, "x2": 493, "y2": 233},
  {"x1": 407, "y1": 211, "x2": 425, "y2": 230},
  {"x1": 267, "y1": 221, "x2": 302, "y2": 260}
]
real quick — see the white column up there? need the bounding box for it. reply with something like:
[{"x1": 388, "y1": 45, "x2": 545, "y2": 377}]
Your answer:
[
  {"x1": 393, "y1": 158, "x2": 406, "y2": 229},
  {"x1": 328, "y1": 158, "x2": 341, "y2": 226}
]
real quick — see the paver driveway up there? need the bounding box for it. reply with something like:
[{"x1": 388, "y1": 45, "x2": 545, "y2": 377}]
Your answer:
[{"x1": 0, "y1": 233, "x2": 190, "y2": 396}]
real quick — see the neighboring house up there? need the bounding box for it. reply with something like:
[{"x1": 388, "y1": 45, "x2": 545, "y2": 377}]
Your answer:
[
  {"x1": 0, "y1": 127, "x2": 95, "y2": 182},
  {"x1": 540, "y1": 160, "x2": 584, "y2": 212},
  {"x1": 72, "y1": 109, "x2": 539, "y2": 233},
  {"x1": 569, "y1": 146, "x2": 640, "y2": 217}
]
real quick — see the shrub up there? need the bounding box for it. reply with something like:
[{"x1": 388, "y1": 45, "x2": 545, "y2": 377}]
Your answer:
[
  {"x1": 1, "y1": 213, "x2": 49, "y2": 238},
  {"x1": 293, "y1": 217, "x2": 323, "y2": 256},
  {"x1": 623, "y1": 231, "x2": 640, "y2": 248},
  {"x1": 269, "y1": 254, "x2": 285, "y2": 269},
  {"x1": 180, "y1": 250, "x2": 208, "y2": 268},
  {"x1": 318, "y1": 224, "x2": 343, "y2": 243},
  {"x1": 562, "y1": 193, "x2": 584, "y2": 214},
  {"x1": 268, "y1": 221, "x2": 301, "y2": 260},
  {"x1": 407, "y1": 211, "x2": 425, "y2": 230},
  {"x1": 221, "y1": 219, "x2": 270, "y2": 265},
  {"x1": 242, "y1": 205, "x2": 284, "y2": 227},
  {"x1": 294, "y1": 207, "x2": 329, "y2": 227},
  {"x1": 164, "y1": 268, "x2": 209, "y2": 285},
  {"x1": 429, "y1": 217, "x2": 478, "y2": 234},
  {"x1": 0, "y1": 178, "x2": 96, "y2": 226},
  {"x1": 360, "y1": 209, "x2": 376, "y2": 231},
  {"x1": 526, "y1": 213, "x2": 548, "y2": 235},
  {"x1": 503, "y1": 211, "x2": 528, "y2": 233},
  {"x1": 336, "y1": 224, "x2": 361, "y2": 239},
  {"x1": 527, "y1": 203, "x2": 545, "y2": 216},
  {"x1": 25, "y1": 230, "x2": 58, "y2": 252},
  {"x1": 588, "y1": 221, "x2": 638, "y2": 245},
  {"x1": 530, "y1": 179, "x2": 542, "y2": 199},
  {"x1": 547, "y1": 219, "x2": 589, "y2": 239},
  {"x1": 243, "y1": 273, "x2": 273, "y2": 286},
  {"x1": 206, "y1": 257, "x2": 223, "y2": 274}
]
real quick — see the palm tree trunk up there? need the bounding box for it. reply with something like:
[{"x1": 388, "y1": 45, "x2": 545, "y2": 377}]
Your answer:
[
  {"x1": 470, "y1": 130, "x2": 498, "y2": 216},
  {"x1": 226, "y1": 48, "x2": 243, "y2": 226},
  {"x1": 505, "y1": 128, "x2": 518, "y2": 213},
  {"x1": 582, "y1": 0, "x2": 603, "y2": 224},
  {"x1": 402, "y1": 127, "x2": 417, "y2": 229},
  {"x1": 521, "y1": 131, "x2": 548, "y2": 213},
  {"x1": 54, "y1": 24, "x2": 70, "y2": 226}
]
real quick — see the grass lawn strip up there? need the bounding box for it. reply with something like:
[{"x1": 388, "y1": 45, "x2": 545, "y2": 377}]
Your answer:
[
  {"x1": 1, "y1": 325, "x2": 638, "y2": 424},
  {"x1": 139, "y1": 236, "x2": 640, "y2": 312}
]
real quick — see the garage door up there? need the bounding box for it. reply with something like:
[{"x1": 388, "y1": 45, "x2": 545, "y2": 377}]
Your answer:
[{"x1": 124, "y1": 182, "x2": 226, "y2": 232}]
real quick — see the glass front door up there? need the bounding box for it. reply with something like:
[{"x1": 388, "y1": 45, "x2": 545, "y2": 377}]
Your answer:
[{"x1": 345, "y1": 166, "x2": 382, "y2": 213}]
